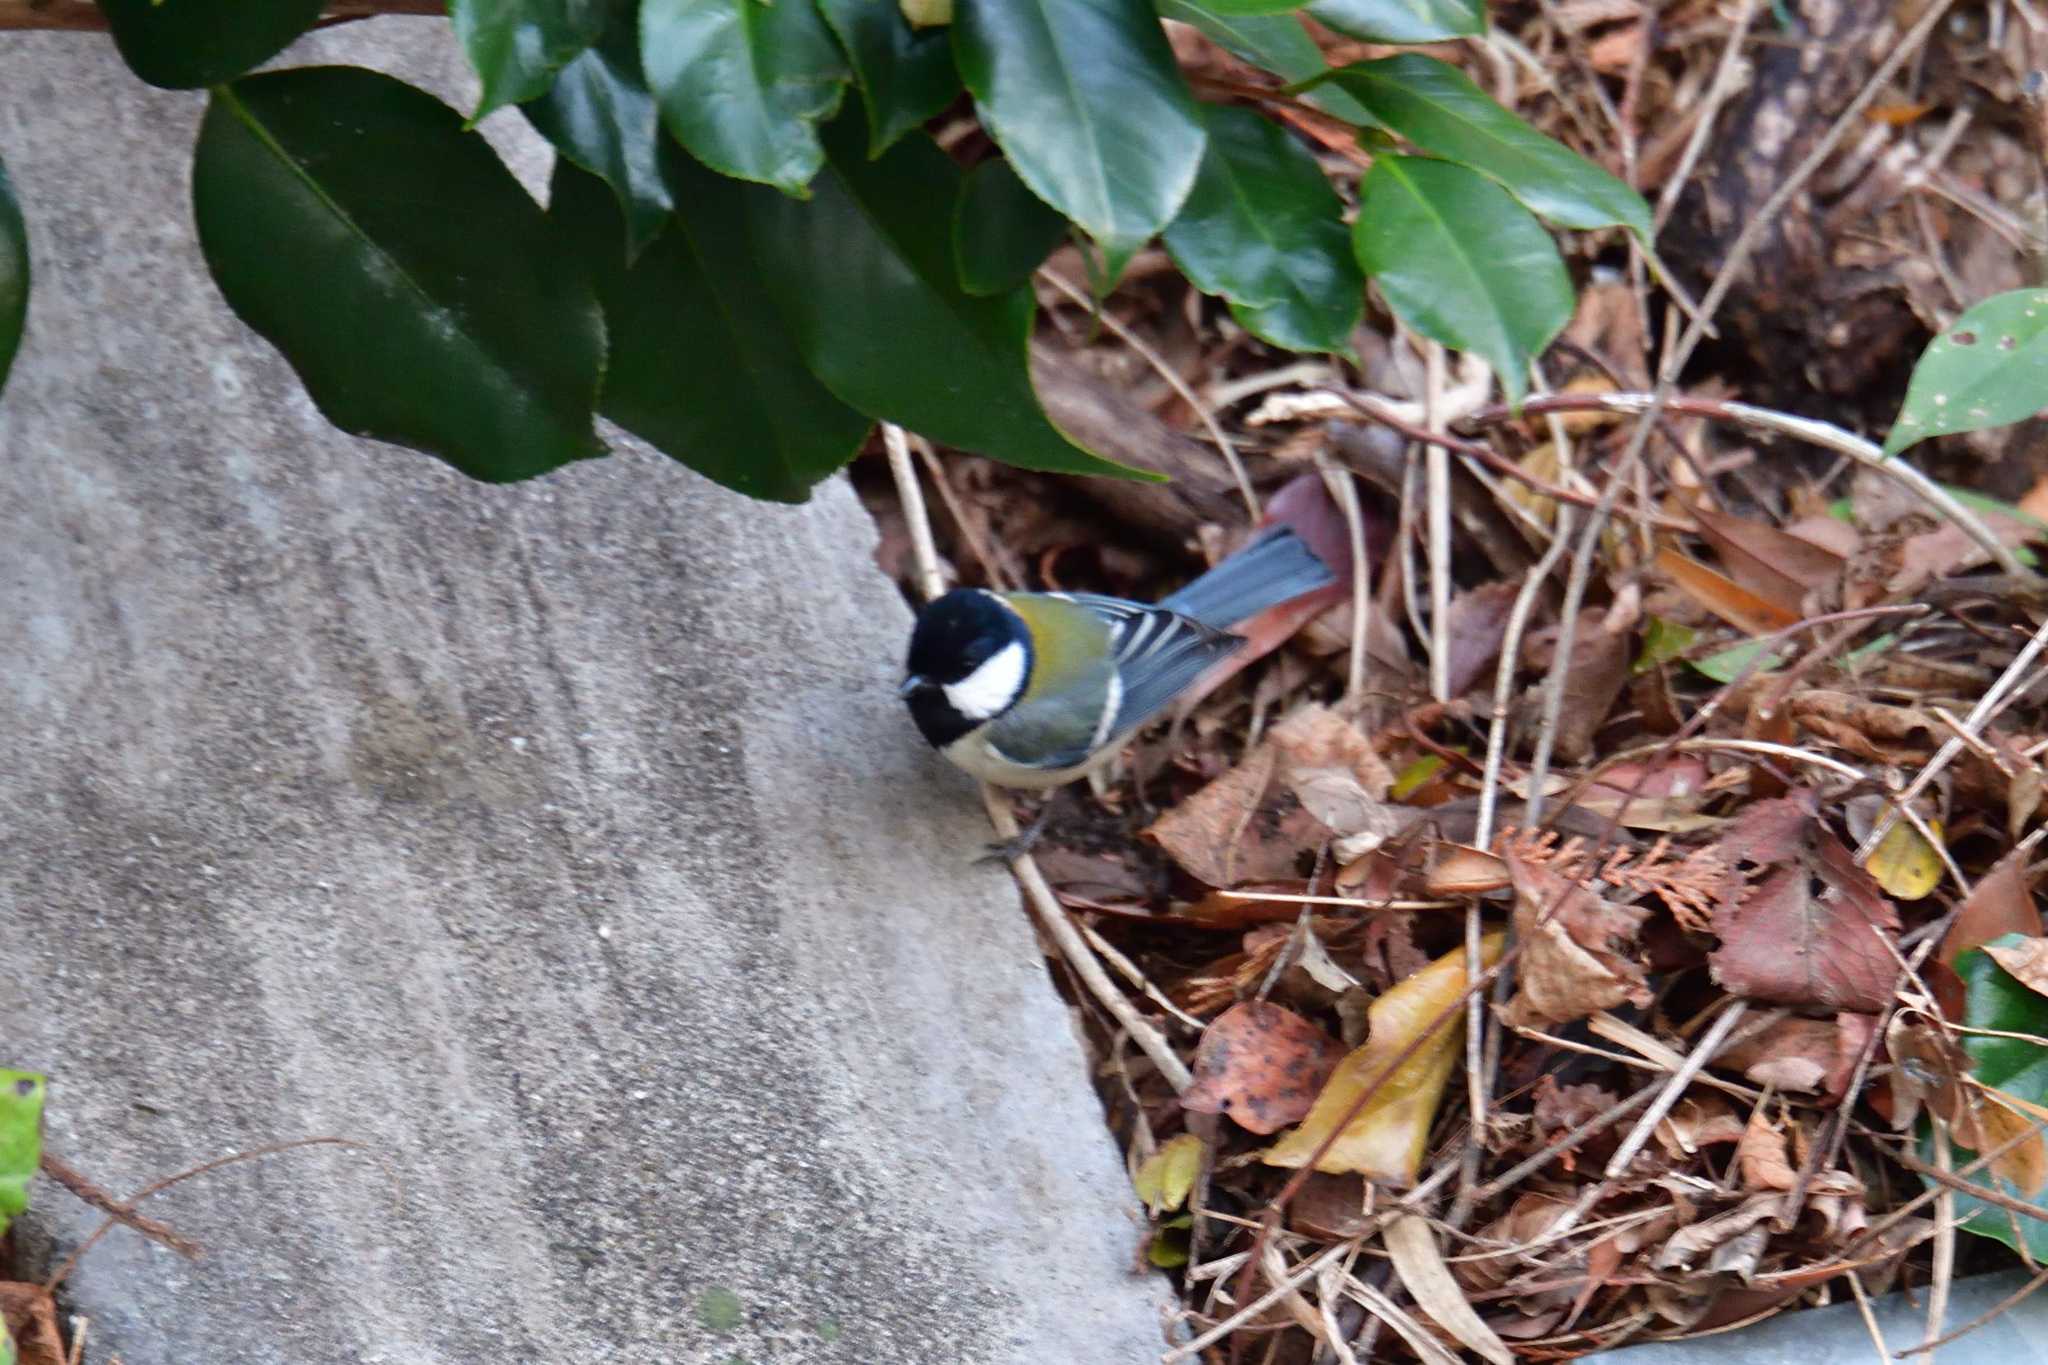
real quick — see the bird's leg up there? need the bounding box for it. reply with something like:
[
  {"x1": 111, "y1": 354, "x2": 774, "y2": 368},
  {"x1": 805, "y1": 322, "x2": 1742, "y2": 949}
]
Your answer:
[{"x1": 977, "y1": 791, "x2": 1066, "y2": 865}]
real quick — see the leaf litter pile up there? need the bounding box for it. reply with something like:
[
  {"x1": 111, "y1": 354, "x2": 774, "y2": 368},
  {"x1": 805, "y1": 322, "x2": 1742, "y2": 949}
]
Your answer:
[{"x1": 861, "y1": 2, "x2": 2048, "y2": 1360}]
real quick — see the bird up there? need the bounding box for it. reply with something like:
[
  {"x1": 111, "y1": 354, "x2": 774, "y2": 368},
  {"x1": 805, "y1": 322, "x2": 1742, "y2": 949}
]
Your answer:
[{"x1": 898, "y1": 493, "x2": 1344, "y2": 789}]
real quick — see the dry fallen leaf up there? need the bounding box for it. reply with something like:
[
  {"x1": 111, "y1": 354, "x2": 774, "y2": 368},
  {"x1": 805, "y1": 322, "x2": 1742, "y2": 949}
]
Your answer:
[
  {"x1": 1717, "y1": 1016, "x2": 1839, "y2": 1094},
  {"x1": 1693, "y1": 506, "x2": 1846, "y2": 619},
  {"x1": 1181, "y1": 1000, "x2": 1345, "y2": 1135},
  {"x1": 1502, "y1": 851, "x2": 1652, "y2": 1028},
  {"x1": 1710, "y1": 811, "x2": 1902, "y2": 1012},
  {"x1": 1523, "y1": 609, "x2": 1632, "y2": 761},
  {"x1": 1983, "y1": 936, "x2": 2048, "y2": 999},
  {"x1": 1264, "y1": 933, "x2": 1506, "y2": 1182},
  {"x1": 1145, "y1": 745, "x2": 1321, "y2": 887},
  {"x1": 1443, "y1": 580, "x2": 1520, "y2": 697},
  {"x1": 1734, "y1": 1105, "x2": 1799, "y2": 1191},
  {"x1": 1945, "y1": 850, "x2": 2046, "y2": 965},
  {"x1": 1655, "y1": 546, "x2": 1802, "y2": 634},
  {"x1": 1656, "y1": 1094, "x2": 1746, "y2": 1157},
  {"x1": 1384, "y1": 1213, "x2": 1515, "y2": 1365}
]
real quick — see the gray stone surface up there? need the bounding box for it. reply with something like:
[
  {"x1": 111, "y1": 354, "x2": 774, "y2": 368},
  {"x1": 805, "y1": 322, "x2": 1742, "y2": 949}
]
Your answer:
[{"x1": 0, "y1": 28, "x2": 1172, "y2": 1365}]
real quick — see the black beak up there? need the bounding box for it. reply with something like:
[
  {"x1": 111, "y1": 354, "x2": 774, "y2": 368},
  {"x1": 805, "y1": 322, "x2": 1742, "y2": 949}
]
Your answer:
[{"x1": 897, "y1": 675, "x2": 928, "y2": 699}]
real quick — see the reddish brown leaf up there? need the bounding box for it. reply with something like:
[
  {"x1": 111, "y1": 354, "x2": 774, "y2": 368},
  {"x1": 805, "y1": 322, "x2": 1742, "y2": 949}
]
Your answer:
[
  {"x1": 1655, "y1": 546, "x2": 1801, "y2": 634},
  {"x1": 1180, "y1": 1000, "x2": 1344, "y2": 1135},
  {"x1": 1709, "y1": 833, "x2": 1902, "y2": 1011},
  {"x1": 1717, "y1": 1015, "x2": 1838, "y2": 1094},
  {"x1": 1693, "y1": 506, "x2": 1846, "y2": 618},
  {"x1": 1735, "y1": 1106, "x2": 1799, "y2": 1191},
  {"x1": 1502, "y1": 851, "x2": 1652, "y2": 1028},
  {"x1": 1530, "y1": 609, "x2": 1633, "y2": 762},
  {"x1": 1983, "y1": 936, "x2": 2048, "y2": 999},
  {"x1": 1940, "y1": 847, "x2": 2043, "y2": 967},
  {"x1": 1443, "y1": 580, "x2": 1520, "y2": 697},
  {"x1": 1144, "y1": 746, "x2": 1323, "y2": 887}
]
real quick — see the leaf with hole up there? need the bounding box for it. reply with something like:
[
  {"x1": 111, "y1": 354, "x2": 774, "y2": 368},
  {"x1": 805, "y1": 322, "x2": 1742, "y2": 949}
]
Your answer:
[
  {"x1": 954, "y1": 0, "x2": 1206, "y2": 278},
  {"x1": 953, "y1": 158, "x2": 1069, "y2": 296},
  {"x1": 1886, "y1": 289, "x2": 2048, "y2": 455},
  {"x1": 0, "y1": 1070, "x2": 42, "y2": 1238},
  {"x1": 1310, "y1": 54, "x2": 1650, "y2": 237},
  {"x1": 551, "y1": 156, "x2": 868, "y2": 502},
  {"x1": 522, "y1": 0, "x2": 675, "y2": 260},
  {"x1": 195, "y1": 68, "x2": 607, "y2": 482},
  {"x1": 0, "y1": 156, "x2": 24, "y2": 402},
  {"x1": 96, "y1": 0, "x2": 325, "y2": 89},
  {"x1": 1163, "y1": 107, "x2": 1362, "y2": 355},
  {"x1": 818, "y1": 0, "x2": 963, "y2": 155},
  {"x1": 746, "y1": 112, "x2": 1147, "y2": 479},
  {"x1": 1353, "y1": 155, "x2": 1570, "y2": 404},
  {"x1": 452, "y1": 0, "x2": 607, "y2": 120},
  {"x1": 1310, "y1": 0, "x2": 1486, "y2": 43},
  {"x1": 640, "y1": 0, "x2": 851, "y2": 195}
]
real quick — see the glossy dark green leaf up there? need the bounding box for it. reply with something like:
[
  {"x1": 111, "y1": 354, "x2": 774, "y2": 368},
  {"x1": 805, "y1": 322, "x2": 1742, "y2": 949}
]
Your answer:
[
  {"x1": 95, "y1": 0, "x2": 324, "y2": 89},
  {"x1": 1156, "y1": 1, "x2": 1372, "y2": 124},
  {"x1": 1930, "y1": 937, "x2": 2048, "y2": 1260},
  {"x1": 453, "y1": 0, "x2": 607, "y2": 119},
  {"x1": 953, "y1": 0, "x2": 1205, "y2": 275},
  {"x1": 1312, "y1": 55, "x2": 1650, "y2": 237},
  {"x1": 1354, "y1": 155, "x2": 1570, "y2": 405},
  {"x1": 954, "y1": 158, "x2": 1069, "y2": 297},
  {"x1": 1196, "y1": 0, "x2": 1314, "y2": 11},
  {"x1": 1163, "y1": 107, "x2": 1361, "y2": 355},
  {"x1": 640, "y1": 0, "x2": 850, "y2": 196},
  {"x1": 1308, "y1": 0, "x2": 1485, "y2": 43},
  {"x1": 816, "y1": 0, "x2": 961, "y2": 156},
  {"x1": 552, "y1": 156, "x2": 868, "y2": 502},
  {"x1": 0, "y1": 157, "x2": 25, "y2": 402},
  {"x1": 748, "y1": 113, "x2": 1151, "y2": 479},
  {"x1": 523, "y1": 1, "x2": 675, "y2": 260},
  {"x1": 195, "y1": 68, "x2": 606, "y2": 482},
  {"x1": 1886, "y1": 289, "x2": 2048, "y2": 455},
  {"x1": 0, "y1": 1070, "x2": 43, "y2": 1237}
]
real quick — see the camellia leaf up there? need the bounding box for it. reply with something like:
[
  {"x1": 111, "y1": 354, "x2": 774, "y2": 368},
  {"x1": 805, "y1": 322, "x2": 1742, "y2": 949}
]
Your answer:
[
  {"x1": 96, "y1": 0, "x2": 325, "y2": 89},
  {"x1": 551, "y1": 156, "x2": 868, "y2": 503},
  {"x1": 522, "y1": 0, "x2": 675, "y2": 261},
  {"x1": 640, "y1": 0, "x2": 851, "y2": 196},
  {"x1": 1163, "y1": 106, "x2": 1362, "y2": 356},
  {"x1": 747, "y1": 112, "x2": 1150, "y2": 479},
  {"x1": 452, "y1": 0, "x2": 607, "y2": 120},
  {"x1": 1885, "y1": 289, "x2": 2048, "y2": 455},
  {"x1": 1157, "y1": 1, "x2": 1373, "y2": 124},
  {"x1": 0, "y1": 1070, "x2": 43, "y2": 1237},
  {"x1": 0, "y1": 156, "x2": 25, "y2": 401},
  {"x1": 1264, "y1": 933, "x2": 1504, "y2": 1181},
  {"x1": 1311, "y1": 55, "x2": 1650, "y2": 238},
  {"x1": 1928, "y1": 936, "x2": 2048, "y2": 1260},
  {"x1": 953, "y1": 158, "x2": 1069, "y2": 297},
  {"x1": 195, "y1": 68, "x2": 607, "y2": 482},
  {"x1": 953, "y1": 0, "x2": 1206, "y2": 277},
  {"x1": 817, "y1": 0, "x2": 962, "y2": 156},
  {"x1": 1309, "y1": 0, "x2": 1486, "y2": 42},
  {"x1": 1353, "y1": 155, "x2": 1571, "y2": 405},
  {"x1": 1195, "y1": 0, "x2": 1316, "y2": 11}
]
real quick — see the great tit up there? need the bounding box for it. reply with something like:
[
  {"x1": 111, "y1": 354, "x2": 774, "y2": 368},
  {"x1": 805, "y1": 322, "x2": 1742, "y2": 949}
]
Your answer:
[{"x1": 899, "y1": 522, "x2": 1339, "y2": 788}]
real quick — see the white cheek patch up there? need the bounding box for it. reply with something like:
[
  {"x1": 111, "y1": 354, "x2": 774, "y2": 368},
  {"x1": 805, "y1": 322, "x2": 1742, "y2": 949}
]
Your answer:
[{"x1": 943, "y1": 640, "x2": 1028, "y2": 722}]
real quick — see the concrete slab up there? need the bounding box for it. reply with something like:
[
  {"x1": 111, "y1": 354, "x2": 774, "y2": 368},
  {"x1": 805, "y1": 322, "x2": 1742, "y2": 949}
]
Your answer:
[{"x1": 0, "y1": 26, "x2": 1172, "y2": 1365}]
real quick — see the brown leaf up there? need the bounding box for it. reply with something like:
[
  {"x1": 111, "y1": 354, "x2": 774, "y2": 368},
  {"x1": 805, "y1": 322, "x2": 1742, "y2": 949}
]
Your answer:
[
  {"x1": 1459, "y1": 1192, "x2": 1575, "y2": 1292},
  {"x1": 1524, "y1": 609, "x2": 1632, "y2": 762},
  {"x1": 1655, "y1": 1094, "x2": 1746, "y2": 1157},
  {"x1": 1788, "y1": 689, "x2": 1939, "y2": 764},
  {"x1": 1953, "y1": 1090, "x2": 2048, "y2": 1197},
  {"x1": 1534, "y1": 1075, "x2": 1615, "y2": 1135},
  {"x1": 1983, "y1": 936, "x2": 2048, "y2": 998},
  {"x1": 1942, "y1": 848, "x2": 2044, "y2": 966},
  {"x1": 1693, "y1": 506, "x2": 1846, "y2": 618},
  {"x1": 1384, "y1": 1213, "x2": 1515, "y2": 1365},
  {"x1": 1502, "y1": 852, "x2": 1652, "y2": 1028},
  {"x1": 1734, "y1": 1106, "x2": 1799, "y2": 1191},
  {"x1": 1710, "y1": 821, "x2": 1902, "y2": 1012},
  {"x1": 1655, "y1": 546, "x2": 1801, "y2": 634},
  {"x1": 1144, "y1": 745, "x2": 1322, "y2": 886},
  {"x1": 1443, "y1": 580, "x2": 1520, "y2": 697},
  {"x1": 1181, "y1": 1001, "x2": 1344, "y2": 1134},
  {"x1": 1717, "y1": 1016, "x2": 1837, "y2": 1093}
]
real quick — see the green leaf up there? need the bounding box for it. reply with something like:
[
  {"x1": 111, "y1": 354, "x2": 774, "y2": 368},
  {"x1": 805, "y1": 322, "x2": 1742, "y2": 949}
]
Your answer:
[
  {"x1": 194, "y1": 68, "x2": 606, "y2": 483},
  {"x1": 1163, "y1": 107, "x2": 1362, "y2": 355},
  {"x1": 1885, "y1": 289, "x2": 2048, "y2": 455},
  {"x1": 452, "y1": 0, "x2": 607, "y2": 120},
  {"x1": 1353, "y1": 155, "x2": 1570, "y2": 405},
  {"x1": 1632, "y1": 616, "x2": 1695, "y2": 673},
  {"x1": 953, "y1": 0, "x2": 1206, "y2": 275},
  {"x1": 1311, "y1": 55, "x2": 1650, "y2": 237},
  {"x1": 0, "y1": 156, "x2": 25, "y2": 402},
  {"x1": 0, "y1": 1071, "x2": 44, "y2": 1236},
  {"x1": 0, "y1": 1314, "x2": 14, "y2": 1365},
  {"x1": 1309, "y1": 0, "x2": 1485, "y2": 42},
  {"x1": 954, "y1": 158, "x2": 1069, "y2": 296},
  {"x1": 1690, "y1": 638, "x2": 1783, "y2": 683},
  {"x1": 640, "y1": 0, "x2": 851, "y2": 196},
  {"x1": 96, "y1": 0, "x2": 324, "y2": 89},
  {"x1": 523, "y1": 1, "x2": 676, "y2": 261},
  {"x1": 748, "y1": 113, "x2": 1152, "y2": 479},
  {"x1": 817, "y1": 0, "x2": 962, "y2": 156},
  {"x1": 1931, "y1": 937, "x2": 2048, "y2": 1260},
  {"x1": 1195, "y1": 0, "x2": 1315, "y2": 11},
  {"x1": 1158, "y1": 2, "x2": 1373, "y2": 124},
  {"x1": 551, "y1": 156, "x2": 868, "y2": 502}
]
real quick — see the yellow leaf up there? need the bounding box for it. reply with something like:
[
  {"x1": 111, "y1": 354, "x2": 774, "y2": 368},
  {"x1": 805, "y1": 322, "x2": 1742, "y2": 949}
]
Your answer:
[
  {"x1": 1263, "y1": 933, "x2": 1506, "y2": 1183},
  {"x1": 1133, "y1": 1133, "x2": 1206, "y2": 1215},
  {"x1": 1869, "y1": 818, "x2": 1944, "y2": 900}
]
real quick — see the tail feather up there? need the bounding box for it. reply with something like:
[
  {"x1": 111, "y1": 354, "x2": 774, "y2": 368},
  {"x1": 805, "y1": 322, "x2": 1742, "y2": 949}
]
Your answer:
[{"x1": 1160, "y1": 524, "x2": 1337, "y2": 629}]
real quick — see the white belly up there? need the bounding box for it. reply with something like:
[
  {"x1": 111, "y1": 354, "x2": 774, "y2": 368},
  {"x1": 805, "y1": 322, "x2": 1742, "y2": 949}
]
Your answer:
[{"x1": 941, "y1": 732, "x2": 1110, "y2": 790}]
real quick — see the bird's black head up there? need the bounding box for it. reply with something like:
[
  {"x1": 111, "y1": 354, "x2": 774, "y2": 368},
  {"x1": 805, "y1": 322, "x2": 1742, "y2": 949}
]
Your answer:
[{"x1": 900, "y1": 589, "x2": 1033, "y2": 749}]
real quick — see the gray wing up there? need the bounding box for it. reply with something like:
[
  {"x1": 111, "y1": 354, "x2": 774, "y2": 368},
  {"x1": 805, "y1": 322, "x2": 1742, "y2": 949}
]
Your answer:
[{"x1": 1060, "y1": 594, "x2": 1246, "y2": 738}]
